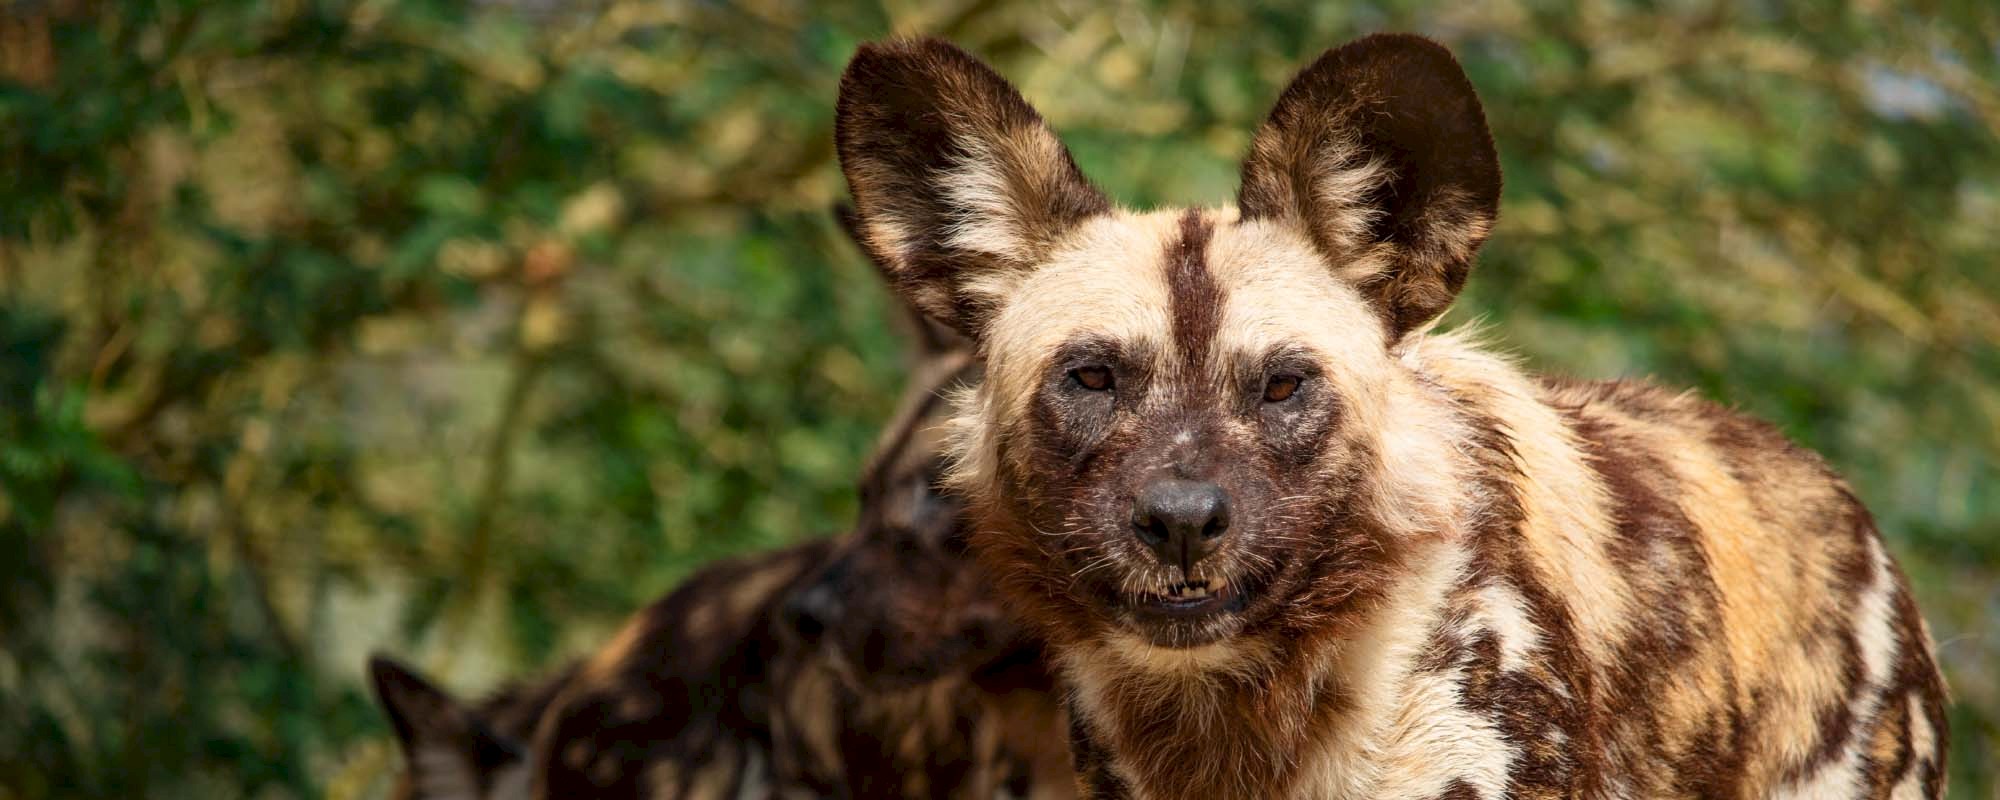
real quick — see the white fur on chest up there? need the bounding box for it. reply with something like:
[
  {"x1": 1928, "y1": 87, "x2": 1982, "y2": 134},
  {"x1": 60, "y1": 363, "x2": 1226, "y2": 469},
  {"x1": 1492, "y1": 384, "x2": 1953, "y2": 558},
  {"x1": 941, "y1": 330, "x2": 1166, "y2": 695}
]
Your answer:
[{"x1": 1290, "y1": 540, "x2": 1517, "y2": 800}]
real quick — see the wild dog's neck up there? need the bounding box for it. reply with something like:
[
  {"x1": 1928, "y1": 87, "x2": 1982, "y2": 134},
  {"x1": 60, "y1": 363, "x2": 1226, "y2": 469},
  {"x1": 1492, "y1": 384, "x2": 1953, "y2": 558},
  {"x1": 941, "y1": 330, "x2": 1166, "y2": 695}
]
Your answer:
[{"x1": 1058, "y1": 536, "x2": 1469, "y2": 800}]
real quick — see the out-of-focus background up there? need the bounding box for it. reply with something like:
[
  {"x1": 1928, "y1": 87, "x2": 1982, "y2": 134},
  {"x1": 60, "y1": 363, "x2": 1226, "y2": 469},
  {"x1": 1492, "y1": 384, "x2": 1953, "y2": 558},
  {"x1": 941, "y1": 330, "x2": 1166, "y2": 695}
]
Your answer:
[{"x1": 0, "y1": 1, "x2": 1993, "y2": 797}]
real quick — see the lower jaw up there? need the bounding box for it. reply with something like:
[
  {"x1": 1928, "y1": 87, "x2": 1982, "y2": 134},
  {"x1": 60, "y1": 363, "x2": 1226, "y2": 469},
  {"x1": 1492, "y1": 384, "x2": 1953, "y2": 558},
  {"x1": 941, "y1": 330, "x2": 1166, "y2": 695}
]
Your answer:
[
  {"x1": 1116, "y1": 613, "x2": 1241, "y2": 650},
  {"x1": 1120, "y1": 595, "x2": 1251, "y2": 648}
]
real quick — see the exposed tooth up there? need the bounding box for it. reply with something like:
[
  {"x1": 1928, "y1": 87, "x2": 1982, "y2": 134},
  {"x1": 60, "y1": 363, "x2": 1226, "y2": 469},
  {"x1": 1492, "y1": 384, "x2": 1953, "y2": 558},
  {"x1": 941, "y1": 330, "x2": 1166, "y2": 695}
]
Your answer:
[{"x1": 1159, "y1": 578, "x2": 1222, "y2": 602}]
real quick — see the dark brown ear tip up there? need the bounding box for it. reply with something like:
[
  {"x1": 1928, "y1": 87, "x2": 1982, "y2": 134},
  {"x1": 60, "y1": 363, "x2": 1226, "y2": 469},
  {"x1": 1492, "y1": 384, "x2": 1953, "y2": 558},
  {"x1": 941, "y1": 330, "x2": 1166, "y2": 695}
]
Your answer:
[
  {"x1": 837, "y1": 37, "x2": 989, "y2": 154},
  {"x1": 367, "y1": 653, "x2": 407, "y2": 686},
  {"x1": 367, "y1": 653, "x2": 431, "y2": 700}
]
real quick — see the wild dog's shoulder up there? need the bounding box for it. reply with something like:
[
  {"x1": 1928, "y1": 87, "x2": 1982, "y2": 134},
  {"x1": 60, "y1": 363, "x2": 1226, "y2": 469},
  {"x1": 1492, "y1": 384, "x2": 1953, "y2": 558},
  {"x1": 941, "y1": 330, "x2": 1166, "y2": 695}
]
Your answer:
[
  {"x1": 1541, "y1": 377, "x2": 1789, "y2": 448},
  {"x1": 1529, "y1": 376, "x2": 1949, "y2": 798},
  {"x1": 1537, "y1": 376, "x2": 1854, "y2": 504}
]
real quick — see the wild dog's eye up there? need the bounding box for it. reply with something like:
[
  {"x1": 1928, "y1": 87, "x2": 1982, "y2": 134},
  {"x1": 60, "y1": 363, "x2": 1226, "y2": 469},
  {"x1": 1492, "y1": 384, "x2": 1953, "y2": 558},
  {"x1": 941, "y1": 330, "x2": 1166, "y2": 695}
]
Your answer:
[
  {"x1": 1264, "y1": 375, "x2": 1302, "y2": 403},
  {"x1": 1070, "y1": 366, "x2": 1113, "y2": 391}
]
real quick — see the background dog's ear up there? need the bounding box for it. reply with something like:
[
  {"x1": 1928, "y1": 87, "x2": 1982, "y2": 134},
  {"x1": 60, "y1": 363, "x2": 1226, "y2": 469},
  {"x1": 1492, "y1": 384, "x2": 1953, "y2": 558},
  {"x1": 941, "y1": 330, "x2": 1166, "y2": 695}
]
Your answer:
[
  {"x1": 367, "y1": 654, "x2": 523, "y2": 795},
  {"x1": 836, "y1": 203, "x2": 969, "y2": 361},
  {"x1": 837, "y1": 38, "x2": 1109, "y2": 339},
  {"x1": 1238, "y1": 34, "x2": 1501, "y2": 341}
]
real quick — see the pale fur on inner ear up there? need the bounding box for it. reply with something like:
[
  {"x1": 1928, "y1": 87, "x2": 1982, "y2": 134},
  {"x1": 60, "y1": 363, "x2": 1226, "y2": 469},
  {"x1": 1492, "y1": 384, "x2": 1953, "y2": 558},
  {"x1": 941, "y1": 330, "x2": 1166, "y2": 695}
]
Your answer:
[
  {"x1": 1406, "y1": 185, "x2": 1494, "y2": 269},
  {"x1": 940, "y1": 124, "x2": 1072, "y2": 265},
  {"x1": 1301, "y1": 134, "x2": 1396, "y2": 286}
]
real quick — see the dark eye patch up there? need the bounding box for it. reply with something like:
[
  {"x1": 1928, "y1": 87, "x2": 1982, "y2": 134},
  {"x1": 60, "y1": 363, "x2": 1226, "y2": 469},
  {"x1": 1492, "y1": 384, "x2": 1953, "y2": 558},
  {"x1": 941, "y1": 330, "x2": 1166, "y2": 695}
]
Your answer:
[
  {"x1": 1238, "y1": 345, "x2": 1338, "y2": 464},
  {"x1": 938, "y1": 521, "x2": 973, "y2": 553},
  {"x1": 1236, "y1": 345, "x2": 1323, "y2": 407},
  {"x1": 1047, "y1": 335, "x2": 1134, "y2": 390},
  {"x1": 1032, "y1": 335, "x2": 1156, "y2": 468}
]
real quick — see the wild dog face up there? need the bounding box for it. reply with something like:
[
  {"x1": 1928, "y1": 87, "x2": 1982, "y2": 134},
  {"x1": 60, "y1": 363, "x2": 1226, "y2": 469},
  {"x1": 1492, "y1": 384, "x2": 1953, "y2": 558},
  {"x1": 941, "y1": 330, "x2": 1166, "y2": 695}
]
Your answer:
[
  {"x1": 780, "y1": 350, "x2": 1013, "y2": 688},
  {"x1": 526, "y1": 238, "x2": 1071, "y2": 796},
  {"x1": 836, "y1": 36, "x2": 1499, "y2": 651},
  {"x1": 780, "y1": 229, "x2": 1017, "y2": 688}
]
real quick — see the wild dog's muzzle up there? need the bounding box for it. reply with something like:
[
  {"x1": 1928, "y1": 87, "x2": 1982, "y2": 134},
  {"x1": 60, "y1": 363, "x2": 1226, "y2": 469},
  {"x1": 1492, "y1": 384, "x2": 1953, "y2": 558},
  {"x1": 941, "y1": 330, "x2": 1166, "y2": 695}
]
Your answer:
[{"x1": 1130, "y1": 478, "x2": 1233, "y2": 573}]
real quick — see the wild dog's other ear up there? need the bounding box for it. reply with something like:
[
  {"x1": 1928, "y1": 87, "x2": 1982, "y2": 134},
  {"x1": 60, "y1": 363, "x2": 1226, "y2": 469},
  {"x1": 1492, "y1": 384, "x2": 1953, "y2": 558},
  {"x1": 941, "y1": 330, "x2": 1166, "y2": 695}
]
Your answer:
[
  {"x1": 367, "y1": 654, "x2": 523, "y2": 795},
  {"x1": 837, "y1": 38, "x2": 1110, "y2": 339},
  {"x1": 1238, "y1": 34, "x2": 1501, "y2": 340},
  {"x1": 835, "y1": 202, "x2": 969, "y2": 360}
]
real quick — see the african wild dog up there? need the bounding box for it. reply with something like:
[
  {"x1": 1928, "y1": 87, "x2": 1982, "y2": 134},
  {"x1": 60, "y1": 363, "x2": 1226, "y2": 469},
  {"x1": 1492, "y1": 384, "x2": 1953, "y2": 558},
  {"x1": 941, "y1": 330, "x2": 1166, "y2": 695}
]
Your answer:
[
  {"x1": 367, "y1": 541, "x2": 838, "y2": 800},
  {"x1": 368, "y1": 244, "x2": 1071, "y2": 799},
  {"x1": 373, "y1": 474, "x2": 1058, "y2": 800},
  {"x1": 525, "y1": 410, "x2": 1062, "y2": 799},
  {"x1": 367, "y1": 539, "x2": 865, "y2": 799},
  {"x1": 524, "y1": 287, "x2": 1071, "y2": 798},
  {"x1": 834, "y1": 34, "x2": 1949, "y2": 799},
  {"x1": 780, "y1": 276, "x2": 1071, "y2": 798}
]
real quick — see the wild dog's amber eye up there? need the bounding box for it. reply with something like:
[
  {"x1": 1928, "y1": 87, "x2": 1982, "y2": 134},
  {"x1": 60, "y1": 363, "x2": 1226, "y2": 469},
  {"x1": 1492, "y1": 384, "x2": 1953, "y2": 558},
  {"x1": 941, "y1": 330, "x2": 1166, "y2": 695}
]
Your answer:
[
  {"x1": 1264, "y1": 375, "x2": 1301, "y2": 403},
  {"x1": 1071, "y1": 366, "x2": 1113, "y2": 391}
]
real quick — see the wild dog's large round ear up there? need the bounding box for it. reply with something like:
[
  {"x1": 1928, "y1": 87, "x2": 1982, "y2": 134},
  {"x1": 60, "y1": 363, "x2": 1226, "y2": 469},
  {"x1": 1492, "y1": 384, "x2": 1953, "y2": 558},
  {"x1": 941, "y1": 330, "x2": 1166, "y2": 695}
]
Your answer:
[
  {"x1": 836, "y1": 202, "x2": 969, "y2": 360},
  {"x1": 836, "y1": 38, "x2": 1110, "y2": 340},
  {"x1": 366, "y1": 654, "x2": 523, "y2": 770},
  {"x1": 1237, "y1": 34, "x2": 1501, "y2": 340}
]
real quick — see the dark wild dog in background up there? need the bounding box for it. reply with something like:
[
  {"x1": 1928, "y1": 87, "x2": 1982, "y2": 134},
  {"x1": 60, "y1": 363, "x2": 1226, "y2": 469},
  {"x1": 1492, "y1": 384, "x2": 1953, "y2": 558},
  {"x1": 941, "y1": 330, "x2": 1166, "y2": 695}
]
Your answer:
[
  {"x1": 835, "y1": 34, "x2": 1948, "y2": 799},
  {"x1": 370, "y1": 545, "x2": 848, "y2": 800},
  {"x1": 780, "y1": 285, "x2": 1070, "y2": 798},
  {"x1": 368, "y1": 252, "x2": 1071, "y2": 799},
  {"x1": 527, "y1": 330, "x2": 1068, "y2": 800}
]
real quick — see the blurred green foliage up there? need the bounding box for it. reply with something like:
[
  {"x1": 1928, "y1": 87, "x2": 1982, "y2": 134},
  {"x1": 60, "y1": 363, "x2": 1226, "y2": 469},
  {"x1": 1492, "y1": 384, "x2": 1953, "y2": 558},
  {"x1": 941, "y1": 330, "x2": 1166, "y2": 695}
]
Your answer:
[{"x1": 0, "y1": 1, "x2": 1993, "y2": 797}]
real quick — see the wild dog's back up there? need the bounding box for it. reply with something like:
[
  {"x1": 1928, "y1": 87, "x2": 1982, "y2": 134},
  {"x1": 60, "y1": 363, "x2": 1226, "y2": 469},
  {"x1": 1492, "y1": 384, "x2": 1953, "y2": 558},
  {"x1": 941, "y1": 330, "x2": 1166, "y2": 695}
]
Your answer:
[
  {"x1": 1390, "y1": 332, "x2": 1949, "y2": 798},
  {"x1": 526, "y1": 540, "x2": 828, "y2": 799},
  {"x1": 1550, "y1": 376, "x2": 1947, "y2": 796}
]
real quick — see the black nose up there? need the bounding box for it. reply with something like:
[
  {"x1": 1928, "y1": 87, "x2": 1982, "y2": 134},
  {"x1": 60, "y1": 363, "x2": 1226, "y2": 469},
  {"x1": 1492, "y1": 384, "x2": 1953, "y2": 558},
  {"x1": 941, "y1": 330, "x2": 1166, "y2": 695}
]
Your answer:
[
  {"x1": 782, "y1": 584, "x2": 836, "y2": 642},
  {"x1": 1130, "y1": 479, "x2": 1232, "y2": 572}
]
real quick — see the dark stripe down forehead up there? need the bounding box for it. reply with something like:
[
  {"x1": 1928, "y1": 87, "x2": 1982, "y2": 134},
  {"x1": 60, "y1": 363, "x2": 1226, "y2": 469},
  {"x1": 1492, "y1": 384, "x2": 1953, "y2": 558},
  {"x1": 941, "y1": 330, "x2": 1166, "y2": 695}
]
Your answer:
[{"x1": 1165, "y1": 210, "x2": 1221, "y2": 374}]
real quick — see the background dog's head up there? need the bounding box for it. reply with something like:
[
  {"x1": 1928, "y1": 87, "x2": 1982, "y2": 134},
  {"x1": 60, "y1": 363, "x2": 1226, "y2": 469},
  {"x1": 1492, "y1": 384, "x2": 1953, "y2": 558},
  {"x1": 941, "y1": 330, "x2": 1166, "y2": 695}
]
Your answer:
[
  {"x1": 835, "y1": 35, "x2": 1500, "y2": 654},
  {"x1": 778, "y1": 210, "x2": 1017, "y2": 689}
]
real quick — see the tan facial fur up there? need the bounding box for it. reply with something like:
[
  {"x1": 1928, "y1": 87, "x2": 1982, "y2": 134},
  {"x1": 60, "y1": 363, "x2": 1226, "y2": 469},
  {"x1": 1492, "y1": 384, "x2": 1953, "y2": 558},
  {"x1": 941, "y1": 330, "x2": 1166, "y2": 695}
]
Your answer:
[{"x1": 836, "y1": 34, "x2": 1948, "y2": 800}]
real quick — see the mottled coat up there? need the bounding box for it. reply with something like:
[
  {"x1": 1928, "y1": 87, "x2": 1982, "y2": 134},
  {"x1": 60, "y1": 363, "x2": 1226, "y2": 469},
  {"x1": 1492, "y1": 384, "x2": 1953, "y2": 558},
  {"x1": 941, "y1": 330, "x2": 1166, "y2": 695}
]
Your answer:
[
  {"x1": 834, "y1": 34, "x2": 1949, "y2": 800},
  {"x1": 525, "y1": 535, "x2": 1064, "y2": 800}
]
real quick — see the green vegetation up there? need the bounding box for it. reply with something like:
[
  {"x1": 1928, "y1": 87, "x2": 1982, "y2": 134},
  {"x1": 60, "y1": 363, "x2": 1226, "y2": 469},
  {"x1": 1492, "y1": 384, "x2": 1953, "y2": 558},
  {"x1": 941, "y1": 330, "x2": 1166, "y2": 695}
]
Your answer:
[{"x1": 1, "y1": 1, "x2": 1993, "y2": 797}]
